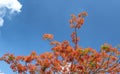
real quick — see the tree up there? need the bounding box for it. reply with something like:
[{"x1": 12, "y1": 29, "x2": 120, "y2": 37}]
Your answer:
[{"x1": 0, "y1": 12, "x2": 120, "y2": 74}]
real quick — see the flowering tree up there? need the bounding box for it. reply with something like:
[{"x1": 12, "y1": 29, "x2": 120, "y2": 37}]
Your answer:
[{"x1": 0, "y1": 12, "x2": 120, "y2": 74}]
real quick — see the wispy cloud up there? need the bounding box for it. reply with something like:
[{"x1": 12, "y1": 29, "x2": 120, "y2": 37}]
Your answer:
[{"x1": 0, "y1": 0, "x2": 22, "y2": 27}]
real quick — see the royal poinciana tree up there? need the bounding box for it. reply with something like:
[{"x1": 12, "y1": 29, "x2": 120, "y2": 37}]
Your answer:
[{"x1": 0, "y1": 12, "x2": 120, "y2": 74}]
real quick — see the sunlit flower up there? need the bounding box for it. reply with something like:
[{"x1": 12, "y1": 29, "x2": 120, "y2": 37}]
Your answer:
[
  {"x1": 24, "y1": 56, "x2": 33, "y2": 63},
  {"x1": 78, "y1": 12, "x2": 88, "y2": 17},
  {"x1": 43, "y1": 34, "x2": 54, "y2": 40}
]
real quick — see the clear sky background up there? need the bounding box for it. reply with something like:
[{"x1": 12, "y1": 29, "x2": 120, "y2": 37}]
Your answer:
[{"x1": 0, "y1": 0, "x2": 120, "y2": 74}]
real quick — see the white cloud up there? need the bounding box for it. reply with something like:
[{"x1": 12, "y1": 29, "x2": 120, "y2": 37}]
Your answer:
[
  {"x1": 0, "y1": 70, "x2": 4, "y2": 74},
  {"x1": 0, "y1": 0, "x2": 22, "y2": 27},
  {"x1": 0, "y1": 18, "x2": 4, "y2": 27}
]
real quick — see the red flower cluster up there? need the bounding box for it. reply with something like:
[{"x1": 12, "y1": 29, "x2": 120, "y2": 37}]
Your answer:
[
  {"x1": 0, "y1": 12, "x2": 120, "y2": 74},
  {"x1": 69, "y1": 12, "x2": 88, "y2": 29}
]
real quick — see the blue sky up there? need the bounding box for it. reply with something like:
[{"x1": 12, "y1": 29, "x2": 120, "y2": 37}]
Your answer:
[{"x1": 0, "y1": 0, "x2": 120, "y2": 73}]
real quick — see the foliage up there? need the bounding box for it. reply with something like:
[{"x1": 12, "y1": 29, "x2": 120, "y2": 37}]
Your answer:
[{"x1": 0, "y1": 12, "x2": 120, "y2": 74}]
